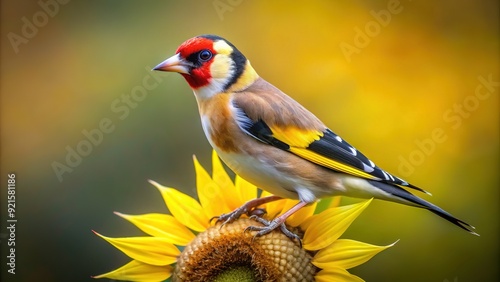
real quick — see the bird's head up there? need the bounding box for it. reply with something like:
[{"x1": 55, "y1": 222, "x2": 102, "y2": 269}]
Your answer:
[{"x1": 154, "y1": 35, "x2": 259, "y2": 98}]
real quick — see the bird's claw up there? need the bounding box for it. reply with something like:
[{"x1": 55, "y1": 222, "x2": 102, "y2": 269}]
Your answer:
[
  {"x1": 212, "y1": 207, "x2": 268, "y2": 229},
  {"x1": 212, "y1": 207, "x2": 247, "y2": 228},
  {"x1": 245, "y1": 215, "x2": 302, "y2": 247}
]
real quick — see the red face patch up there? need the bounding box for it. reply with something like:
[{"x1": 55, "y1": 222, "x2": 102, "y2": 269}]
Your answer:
[
  {"x1": 176, "y1": 37, "x2": 216, "y2": 89},
  {"x1": 176, "y1": 37, "x2": 215, "y2": 58}
]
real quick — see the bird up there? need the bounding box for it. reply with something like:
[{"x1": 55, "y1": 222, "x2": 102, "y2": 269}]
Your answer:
[{"x1": 153, "y1": 34, "x2": 478, "y2": 242}]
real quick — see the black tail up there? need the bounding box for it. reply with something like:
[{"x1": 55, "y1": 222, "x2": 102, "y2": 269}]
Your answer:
[{"x1": 367, "y1": 180, "x2": 478, "y2": 236}]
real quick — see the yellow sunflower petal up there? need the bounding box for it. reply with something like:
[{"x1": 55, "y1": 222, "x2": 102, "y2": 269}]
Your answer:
[
  {"x1": 302, "y1": 199, "x2": 372, "y2": 251},
  {"x1": 149, "y1": 180, "x2": 209, "y2": 232},
  {"x1": 281, "y1": 199, "x2": 317, "y2": 227},
  {"x1": 329, "y1": 196, "x2": 342, "y2": 208},
  {"x1": 114, "y1": 212, "x2": 195, "y2": 246},
  {"x1": 93, "y1": 231, "x2": 180, "y2": 265},
  {"x1": 193, "y1": 155, "x2": 230, "y2": 218},
  {"x1": 313, "y1": 196, "x2": 342, "y2": 215},
  {"x1": 259, "y1": 190, "x2": 286, "y2": 219},
  {"x1": 299, "y1": 215, "x2": 315, "y2": 231},
  {"x1": 211, "y1": 151, "x2": 234, "y2": 190},
  {"x1": 315, "y1": 267, "x2": 364, "y2": 282},
  {"x1": 93, "y1": 260, "x2": 172, "y2": 281},
  {"x1": 313, "y1": 239, "x2": 398, "y2": 270},
  {"x1": 234, "y1": 175, "x2": 258, "y2": 207}
]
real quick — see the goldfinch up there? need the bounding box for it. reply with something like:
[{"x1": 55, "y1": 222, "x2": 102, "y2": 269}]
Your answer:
[{"x1": 153, "y1": 35, "x2": 477, "y2": 241}]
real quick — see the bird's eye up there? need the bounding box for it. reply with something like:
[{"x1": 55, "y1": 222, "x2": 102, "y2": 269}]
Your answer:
[{"x1": 198, "y1": 50, "x2": 212, "y2": 62}]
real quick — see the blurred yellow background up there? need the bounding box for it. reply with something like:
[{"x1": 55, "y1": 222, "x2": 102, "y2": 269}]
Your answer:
[{"x1": 1, "y1": 0, "x2": 498, "y2": 281}]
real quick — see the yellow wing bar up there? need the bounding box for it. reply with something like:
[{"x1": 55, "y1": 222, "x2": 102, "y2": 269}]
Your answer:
[{"x1": 289, "y1": 147, "x2": 380, "y2": 180}]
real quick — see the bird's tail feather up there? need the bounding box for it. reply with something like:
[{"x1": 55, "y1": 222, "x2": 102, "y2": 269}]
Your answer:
[{"x1": 367, "y1": 180, "x2": 479, "y2": 236}]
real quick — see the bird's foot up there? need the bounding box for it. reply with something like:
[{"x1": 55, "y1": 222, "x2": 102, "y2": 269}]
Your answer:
[
  {"x1": 211, "y1": 195, "x2": 282, "y2": 228},
  {"x1": 246, "y1": 215, "x2": 302, "y2": 247},
  {"x1": 212, "y1": 205, "x2": 250, "y2": 226}
]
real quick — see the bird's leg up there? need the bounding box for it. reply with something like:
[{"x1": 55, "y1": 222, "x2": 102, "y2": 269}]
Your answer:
[
  {"x1": 213, "y1": 195, "x2": 282, "y2": 226},
  {"x1": 246, "y1": 201, "x2": 308, "y2": 247}
]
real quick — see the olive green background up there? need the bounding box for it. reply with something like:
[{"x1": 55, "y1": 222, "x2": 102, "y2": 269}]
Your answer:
[{"x1": 1, "y1": 0, "x2": 498, "y2": 281}]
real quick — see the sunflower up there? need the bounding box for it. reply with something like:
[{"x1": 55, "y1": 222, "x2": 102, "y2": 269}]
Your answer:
[{"x1": 93, "y1": 150, "x2": 396, "y2": 281}]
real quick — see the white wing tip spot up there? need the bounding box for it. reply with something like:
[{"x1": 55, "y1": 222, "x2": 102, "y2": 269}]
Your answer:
[
  {"x1": 363, "y1": 163, "x2": 375, "y2": 173},
  {"x1": 381, "y1": 171, "x2": 390, "y2": 180},
  {"x1": 388, "y1": 173, "x2": 395, "y2": 181}
]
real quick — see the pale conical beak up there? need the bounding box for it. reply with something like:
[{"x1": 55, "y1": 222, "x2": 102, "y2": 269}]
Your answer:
[{"x1": 153, "y1": 53, "x2": 190, "y2": 74}]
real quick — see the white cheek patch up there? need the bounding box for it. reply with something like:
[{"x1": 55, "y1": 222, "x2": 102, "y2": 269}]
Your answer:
[
  {"x1": 192, "y1": 54, "x2": 235, "y2": 100},
  {"x1": 210, "y1": 55, "x2": 233, "y2": 80},
  {"x1": 210, "y1": 54, "x2": 232, "y2": 79}
]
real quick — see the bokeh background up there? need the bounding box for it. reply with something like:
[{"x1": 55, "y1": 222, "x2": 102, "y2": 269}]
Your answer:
[{"x1": 1, "y1": 0, "x2": 498, "y2": 281}]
